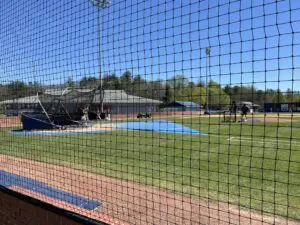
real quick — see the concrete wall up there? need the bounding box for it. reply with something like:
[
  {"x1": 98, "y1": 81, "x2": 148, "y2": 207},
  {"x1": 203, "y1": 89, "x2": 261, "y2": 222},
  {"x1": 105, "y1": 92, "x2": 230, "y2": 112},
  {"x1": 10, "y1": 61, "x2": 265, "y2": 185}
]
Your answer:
[{"x1": 0, "y1": 190, "x2": 83, "y2": 225}]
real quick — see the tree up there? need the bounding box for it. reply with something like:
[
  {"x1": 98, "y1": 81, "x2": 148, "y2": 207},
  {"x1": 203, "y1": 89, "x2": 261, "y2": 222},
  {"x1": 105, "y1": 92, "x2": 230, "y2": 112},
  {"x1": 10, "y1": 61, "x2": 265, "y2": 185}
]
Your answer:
[
  {"x1": 102, "y1": 73, "x2": 121, "y2": 89},
  {"x1": 133, "y1": 74, "x2": 143, "y2": 83},
  {"x1": 255, "y1": 90, "x2": 265, "y2": 105},
  {"x1": 8, "y1": 81, "x2": 27, "y2": 98},
  {"x1": 207, "y1": 80, "x2": 230, "y2": 109},
  {"x1": 275, "y1": 89, "x2": 286, "y2": 103},
  {"x1": 132, "y1": 74, "x2": 144, "y2": 93},
  {"x1": 166, "y1": 75, "x2": 189, "y2": 100},
  {"x1": 162, "y1": 84, "x2": 172, "y2": 104},
  {"x1": 66, "y1": 77, "x2": 75, "y2": 87},
  {"x1": 120, "y1": 71, "x2": 132, "y2": 92},
  {"x1": 192, "y1": 86, "x2": 206, "y2": 105},
  {"x1": 27, "y1": 81, "x2": 40, "y2": 95},
  {"x1": 196, "y1": 80, "x2": 205, "y2": 88},
  {"x1": 286, "y1": 88, "x2": 294, "y2": 102},
  {"x1": 168, "y1": 75, "x2": 188, "y2": 89},
  {"x1": 4, "y1": 81, "x2": 41, "y2": 100},
  {"x1": 188, "y1": 81, "x2": 195, "y2": 88},
  {"x1": 223, "y1": 84, "x2": 231, "y2": 96},
  {"x1": 79, "y1": 76, "x2": 97, "y2": 88}
]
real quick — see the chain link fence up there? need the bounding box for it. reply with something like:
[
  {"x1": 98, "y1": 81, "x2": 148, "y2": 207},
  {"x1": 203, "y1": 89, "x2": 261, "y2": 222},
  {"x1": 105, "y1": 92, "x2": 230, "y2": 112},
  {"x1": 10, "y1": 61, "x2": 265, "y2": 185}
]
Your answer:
[{"x1": 0, "y1": 0, "x2": 300, "y2": 224}]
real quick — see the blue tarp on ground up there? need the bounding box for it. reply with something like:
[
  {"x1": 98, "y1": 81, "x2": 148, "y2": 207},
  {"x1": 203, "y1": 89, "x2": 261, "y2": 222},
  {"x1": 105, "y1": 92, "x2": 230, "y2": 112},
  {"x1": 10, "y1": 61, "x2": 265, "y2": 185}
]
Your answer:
[
  {"x1": 0, "y1": 170, "x2": 101, "y2": 210},
  {"x1": 11, "y1": 120, "x2": 208, "y2": 136},
  {"x1": 116, "y1": 120, "x2": 208, "y2": 136}
]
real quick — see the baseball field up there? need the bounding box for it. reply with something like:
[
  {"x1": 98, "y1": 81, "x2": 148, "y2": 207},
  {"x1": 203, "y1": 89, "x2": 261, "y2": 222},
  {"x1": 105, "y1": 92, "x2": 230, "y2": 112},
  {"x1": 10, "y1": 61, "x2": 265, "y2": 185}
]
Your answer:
[{"x1": 0, "y1": 114, "x2": 299, "y2": 224}]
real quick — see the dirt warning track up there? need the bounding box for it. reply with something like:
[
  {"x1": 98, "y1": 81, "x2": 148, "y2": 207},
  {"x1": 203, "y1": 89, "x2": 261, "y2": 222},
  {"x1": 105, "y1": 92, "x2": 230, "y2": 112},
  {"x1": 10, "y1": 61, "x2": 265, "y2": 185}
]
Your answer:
[
  {"x1": 0, "y1": 154, "x2": 298, "y2": 225},
  {"x1": 0, "y1": 116, "x2": 20, "y2": 128}
]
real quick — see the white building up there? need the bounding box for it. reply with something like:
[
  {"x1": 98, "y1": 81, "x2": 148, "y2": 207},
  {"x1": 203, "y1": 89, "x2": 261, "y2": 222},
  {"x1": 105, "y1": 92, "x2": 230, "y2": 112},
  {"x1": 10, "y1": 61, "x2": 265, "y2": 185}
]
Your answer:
[{"x1": 0, "y1": 89, "x2": 162, "y2": 116}]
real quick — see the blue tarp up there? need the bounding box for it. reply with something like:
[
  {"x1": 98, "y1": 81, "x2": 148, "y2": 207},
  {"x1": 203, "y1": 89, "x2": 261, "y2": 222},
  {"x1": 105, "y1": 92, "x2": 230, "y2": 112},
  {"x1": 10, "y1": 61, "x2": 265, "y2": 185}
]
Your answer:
[
  {"x1": 11, "y1": 120, "x2": 208, "y2": 136},
  {"x1": 116, "y1": 120, "x2": 208, "y2": 136},
  {"x1": 0, "y1": 170, "x2": 101, "y2": 210}
]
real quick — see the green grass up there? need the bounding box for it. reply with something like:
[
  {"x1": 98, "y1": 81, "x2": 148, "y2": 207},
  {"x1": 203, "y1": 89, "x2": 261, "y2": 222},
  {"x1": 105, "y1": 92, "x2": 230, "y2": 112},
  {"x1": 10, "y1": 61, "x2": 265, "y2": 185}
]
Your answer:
[{"x1": 1, "y1": 117, "x2": 300, "y2": 220}]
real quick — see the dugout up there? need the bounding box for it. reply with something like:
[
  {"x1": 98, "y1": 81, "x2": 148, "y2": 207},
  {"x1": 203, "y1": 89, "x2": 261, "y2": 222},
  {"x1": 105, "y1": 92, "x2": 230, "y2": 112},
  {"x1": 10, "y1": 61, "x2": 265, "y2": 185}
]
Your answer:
[{"x1": 264, "y1": 102, "x2": 300, "y2": 112}]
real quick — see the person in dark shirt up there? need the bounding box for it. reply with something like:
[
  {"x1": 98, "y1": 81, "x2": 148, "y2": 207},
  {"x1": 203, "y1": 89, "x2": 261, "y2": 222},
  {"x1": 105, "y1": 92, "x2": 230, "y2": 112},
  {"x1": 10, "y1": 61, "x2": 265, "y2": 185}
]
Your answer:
[
  {"x1": 241, "y1": 104, "x2": 250, "y2": 122},
  {"x1": 230, "y1": 101, "x2": 237, "y2": 122}
]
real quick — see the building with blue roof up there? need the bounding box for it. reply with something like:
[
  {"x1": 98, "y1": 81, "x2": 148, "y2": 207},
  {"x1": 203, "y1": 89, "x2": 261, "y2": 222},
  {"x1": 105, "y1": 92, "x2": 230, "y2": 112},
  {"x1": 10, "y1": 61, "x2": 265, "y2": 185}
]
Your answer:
[{"x1": 160, "y1": 101, "x2": 203, "y2": 112}]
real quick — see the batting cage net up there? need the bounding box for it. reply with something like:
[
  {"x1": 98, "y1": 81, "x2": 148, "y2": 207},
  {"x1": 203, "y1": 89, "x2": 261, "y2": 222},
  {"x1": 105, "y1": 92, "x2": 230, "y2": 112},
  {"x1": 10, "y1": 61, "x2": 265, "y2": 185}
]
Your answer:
[{"x1": 0, "y1": 0, "x2": 300, "y2": 224}]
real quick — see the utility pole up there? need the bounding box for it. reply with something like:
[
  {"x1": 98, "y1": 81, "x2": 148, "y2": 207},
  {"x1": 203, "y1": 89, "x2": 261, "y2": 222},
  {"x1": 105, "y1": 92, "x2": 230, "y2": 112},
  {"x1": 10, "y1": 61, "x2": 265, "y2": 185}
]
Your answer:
[
  {"x1": 89, "y1": 0, "x2": 111, "y2": 114},
  {"x1": 205, "y1": 47, "x2": 211, "y2": 114}
]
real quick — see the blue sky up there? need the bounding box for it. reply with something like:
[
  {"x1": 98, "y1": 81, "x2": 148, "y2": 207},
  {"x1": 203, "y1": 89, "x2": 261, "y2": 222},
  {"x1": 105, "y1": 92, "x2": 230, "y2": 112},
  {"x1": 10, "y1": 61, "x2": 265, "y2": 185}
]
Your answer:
[{"x1": 0, "y1": 0, "x2": 299, "y2": 91}]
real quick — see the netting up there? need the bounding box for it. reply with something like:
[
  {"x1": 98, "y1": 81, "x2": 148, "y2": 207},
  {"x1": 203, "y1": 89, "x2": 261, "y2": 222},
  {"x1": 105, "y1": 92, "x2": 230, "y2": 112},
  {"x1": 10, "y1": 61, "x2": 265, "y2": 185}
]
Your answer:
[{"x1": 0, "y1": 0, "x2": 300, "y2": 224}]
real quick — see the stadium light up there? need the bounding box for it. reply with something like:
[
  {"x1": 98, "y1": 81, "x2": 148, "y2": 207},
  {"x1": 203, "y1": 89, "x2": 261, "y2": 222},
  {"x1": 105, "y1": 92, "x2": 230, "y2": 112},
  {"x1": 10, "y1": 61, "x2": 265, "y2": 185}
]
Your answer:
[
  {"x1": 205, "y1": 47, "x2": 210, "y2": 114},
  {"x1": 89, "y1": 0, "x2": 111, "y2": 8},
  {"x1": 89, "y1": 0, "x2": 111, "y2": 115}
]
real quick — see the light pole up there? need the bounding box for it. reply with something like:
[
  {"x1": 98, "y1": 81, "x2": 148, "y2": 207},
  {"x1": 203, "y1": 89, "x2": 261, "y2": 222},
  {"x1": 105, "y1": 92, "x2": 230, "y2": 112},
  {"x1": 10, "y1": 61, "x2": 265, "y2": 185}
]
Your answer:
[
  {"x1": 89, "y1": 0, "x2": 111, "y2": 114},
  {"x1": 205, "y1": 47, "x2": 211, "y2": 113}
]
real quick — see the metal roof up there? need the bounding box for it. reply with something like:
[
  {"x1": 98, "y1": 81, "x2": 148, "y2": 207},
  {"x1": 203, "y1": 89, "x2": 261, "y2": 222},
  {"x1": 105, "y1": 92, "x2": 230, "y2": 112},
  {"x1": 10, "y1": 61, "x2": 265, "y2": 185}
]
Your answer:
[
  {"x1": 0, "y1": 96, "x2": 39, "y2": 105},
  {"x1": 175, "y1": 101, "x2": 202, "y2": 108},
  {"x1": 43, "y1": 88, "x2": 94, "y2": 96},
  {"x1": 239, "y1": 101, "x2": 260, "y2": 107},
  {"x1": 0, "y1": 90, "x2": 162, "y2": 105},
  {"x1": 95, "y1": 90, "x2": 161, "y2": 104}
]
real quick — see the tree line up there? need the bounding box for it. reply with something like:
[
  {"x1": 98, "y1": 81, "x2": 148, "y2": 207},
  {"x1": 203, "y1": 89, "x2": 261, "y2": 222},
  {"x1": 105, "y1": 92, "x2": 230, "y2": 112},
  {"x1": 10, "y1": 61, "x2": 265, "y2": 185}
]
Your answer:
[
  {"x1": 0, "y1": 81, "x2": 40, "y2": 102},
  {"x1": 78, "y1": 71, "x2": 300, "y2": 109},
  {"x1": 1, "y1": 71, "x2": 300, "y2": 109}
]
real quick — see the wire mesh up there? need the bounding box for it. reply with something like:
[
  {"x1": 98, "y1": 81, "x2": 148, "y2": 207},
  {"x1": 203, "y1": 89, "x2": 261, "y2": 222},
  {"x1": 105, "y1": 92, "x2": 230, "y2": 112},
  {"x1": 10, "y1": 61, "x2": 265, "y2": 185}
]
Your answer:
[{"x1": 0, "y1": 0, "x2": 300, "y2": 224}]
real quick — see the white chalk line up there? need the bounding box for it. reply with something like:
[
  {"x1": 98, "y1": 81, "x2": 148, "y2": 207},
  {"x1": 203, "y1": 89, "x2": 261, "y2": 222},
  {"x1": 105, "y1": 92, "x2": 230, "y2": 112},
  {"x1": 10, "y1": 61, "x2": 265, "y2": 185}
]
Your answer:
[
  {"x1": 228, "y1": 138, "x2": 300, "y2": 147},
  {"x1": 208, "y1": 134, "x2": 300, "y2": 147}
]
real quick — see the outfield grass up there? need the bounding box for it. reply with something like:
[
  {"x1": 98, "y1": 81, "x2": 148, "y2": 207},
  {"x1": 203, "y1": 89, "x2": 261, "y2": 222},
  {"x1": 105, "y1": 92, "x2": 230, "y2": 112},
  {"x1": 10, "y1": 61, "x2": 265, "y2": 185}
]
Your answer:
[{"x1": 0, "y1": 117, "x2": 299, "y2": 220}]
